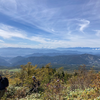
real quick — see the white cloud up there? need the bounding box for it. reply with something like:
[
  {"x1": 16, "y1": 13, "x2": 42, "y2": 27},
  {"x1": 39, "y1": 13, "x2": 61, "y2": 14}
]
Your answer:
[
  {"x1": 0, "y1": 1, "x2": 100, "y2": 48},
  {"x1": 51, "y1": 29, "x2": 55, "y2": 32},
  {"x1": 0, "y1": 24, "x2": 54, "y2": 44},
  {"x1": 0, "y1": 42, "x2": 37, "y2": 48},
  {"x1": 1, "y1": 23, "x2": 100, "y2": 48},
  {"x1": 0, "y1": 24, "x2": 27, "y2": 39},
  {"x1": 81, "y1": 0, "x2": 100, "y2": 20},
  {"x1": 0, "y1": 0, "x2": 67, "y2": 35},
  {"x1": 79, "y1": 19, "x2": 90, "y2": 32},
  {"x1": 0, "y1": 29, "x2": 26, "y2": 39},
  {"x1": 0, "y1": 0, "x2": 91, "y2": 36},
  {"x1": 0, "y1": 40, "x2": 4, "y2": 42},
  {"x1": 0, "y1": 31, "x2": 100, "y2": 48},
  {"x1": 95, "y1": 30, "x2": 100, "y2": 37}
]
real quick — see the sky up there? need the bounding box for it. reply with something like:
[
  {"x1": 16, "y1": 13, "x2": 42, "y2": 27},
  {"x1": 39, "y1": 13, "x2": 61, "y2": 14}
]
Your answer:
[{"x1": 0, "y1": 0, "x2": 100, "y2": 48}]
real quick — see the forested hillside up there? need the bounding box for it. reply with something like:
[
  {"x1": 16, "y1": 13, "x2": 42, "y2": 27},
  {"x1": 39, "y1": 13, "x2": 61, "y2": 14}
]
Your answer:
[{"x1": 1, "y1": 54, "x2": 100, "y2": 68}]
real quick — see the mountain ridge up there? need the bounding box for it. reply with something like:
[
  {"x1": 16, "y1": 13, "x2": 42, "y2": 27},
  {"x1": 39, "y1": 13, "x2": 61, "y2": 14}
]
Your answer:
[{"x1": 0, "y1": 54, "x2": 100, "y2": 67}]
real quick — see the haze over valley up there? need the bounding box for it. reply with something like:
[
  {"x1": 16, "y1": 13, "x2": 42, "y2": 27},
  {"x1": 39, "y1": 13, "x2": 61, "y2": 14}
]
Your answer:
[{"x1": 0, "y1": 47, "x2": 100, "y2": 71}]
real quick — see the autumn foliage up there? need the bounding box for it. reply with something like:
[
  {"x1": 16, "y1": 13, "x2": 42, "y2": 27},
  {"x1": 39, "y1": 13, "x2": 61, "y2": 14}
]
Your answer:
[{"x1": 0, "y1": 63, "x2": 100, "y2": 100}]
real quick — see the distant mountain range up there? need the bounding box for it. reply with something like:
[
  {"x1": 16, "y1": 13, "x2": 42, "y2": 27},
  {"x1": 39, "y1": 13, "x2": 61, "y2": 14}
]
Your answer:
[
  {"x1": 0, "y1": 53, "x2": 100, "y2": 67},
  {"x1": 0, "y1": 47, "x2": 100, "y2": 67},
  {"x1": 0, "y1": 47, "x2": 100, "y2": 57}
]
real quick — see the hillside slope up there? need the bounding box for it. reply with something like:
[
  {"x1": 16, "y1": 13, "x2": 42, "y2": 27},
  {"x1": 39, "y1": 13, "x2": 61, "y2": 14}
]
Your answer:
[{"x1": 10, "y1": 54, "x2": 100, "y2": 66}]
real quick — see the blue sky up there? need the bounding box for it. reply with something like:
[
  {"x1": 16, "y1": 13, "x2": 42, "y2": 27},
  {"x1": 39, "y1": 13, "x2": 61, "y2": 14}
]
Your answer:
[{"x1": 0, "y1": 0, "x2": 100, "y2": 48}]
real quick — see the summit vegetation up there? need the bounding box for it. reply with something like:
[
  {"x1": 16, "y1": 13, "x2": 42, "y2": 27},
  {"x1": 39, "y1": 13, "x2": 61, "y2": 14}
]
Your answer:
[{"x1": 0, "y1": 62, "x2": 100, "y2": 100}]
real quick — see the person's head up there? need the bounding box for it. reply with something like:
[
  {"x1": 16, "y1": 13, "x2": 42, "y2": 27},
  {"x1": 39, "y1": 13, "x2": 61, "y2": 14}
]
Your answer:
[
  {"x1": 57, "y1": 79, "x2": 59, "y2": 82},
  {"x1": 0, "y1": 75, "x2": 2, "y2": 79},
  {"x1": 32, "y1": 76, "x2": 36, "y2": 80}
]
